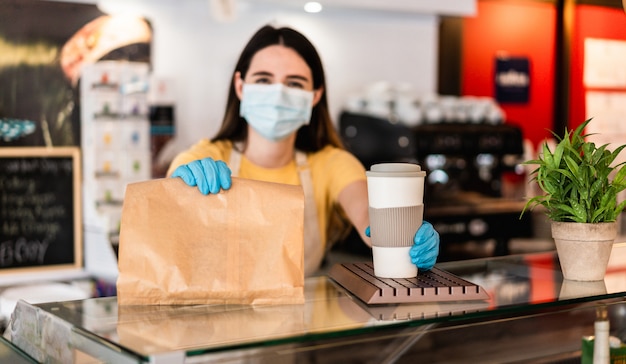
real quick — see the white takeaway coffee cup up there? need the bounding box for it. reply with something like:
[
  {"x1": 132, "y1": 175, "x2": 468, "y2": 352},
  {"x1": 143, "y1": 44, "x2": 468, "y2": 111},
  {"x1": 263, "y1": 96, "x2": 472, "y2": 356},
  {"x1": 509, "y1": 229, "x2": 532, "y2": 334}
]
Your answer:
[{"x1": 366, "y1": 163, "x2": 426, "y2": 278}]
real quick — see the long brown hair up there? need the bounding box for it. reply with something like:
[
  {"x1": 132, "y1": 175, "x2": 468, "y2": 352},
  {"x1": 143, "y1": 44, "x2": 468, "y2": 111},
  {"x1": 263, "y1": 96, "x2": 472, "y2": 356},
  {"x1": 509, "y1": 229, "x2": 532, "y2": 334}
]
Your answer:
[{"x1": 212, "y1": 25, "x2": 344, "y2": 152}]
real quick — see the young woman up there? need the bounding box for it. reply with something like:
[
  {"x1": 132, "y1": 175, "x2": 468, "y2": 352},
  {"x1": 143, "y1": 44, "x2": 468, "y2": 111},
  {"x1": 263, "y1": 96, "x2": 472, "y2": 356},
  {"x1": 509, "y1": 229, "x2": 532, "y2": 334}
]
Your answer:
[{"x1": 167, "y1": 25, "x2": 438, "y2": 276}]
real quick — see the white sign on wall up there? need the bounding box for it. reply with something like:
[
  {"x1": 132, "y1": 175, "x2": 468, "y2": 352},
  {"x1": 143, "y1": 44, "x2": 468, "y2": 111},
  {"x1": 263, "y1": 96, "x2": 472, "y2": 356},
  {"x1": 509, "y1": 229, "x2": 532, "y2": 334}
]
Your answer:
[{"x1": 584, "y1": 38, "x2": 626, "y2": 88}]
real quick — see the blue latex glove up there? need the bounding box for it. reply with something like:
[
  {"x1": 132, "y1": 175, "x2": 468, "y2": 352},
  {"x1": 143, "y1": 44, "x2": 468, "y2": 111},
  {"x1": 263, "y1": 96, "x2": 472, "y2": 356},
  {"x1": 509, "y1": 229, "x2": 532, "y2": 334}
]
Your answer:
[
  {"x1": 365, "y1": 221, "x2": 439, "y2": 271},
  {"x1": 409, "y1": 221, "x2": 439, "y2": 271},
  {"x1": 171, "y1": 158, "x2": 232, "y2": 195}
]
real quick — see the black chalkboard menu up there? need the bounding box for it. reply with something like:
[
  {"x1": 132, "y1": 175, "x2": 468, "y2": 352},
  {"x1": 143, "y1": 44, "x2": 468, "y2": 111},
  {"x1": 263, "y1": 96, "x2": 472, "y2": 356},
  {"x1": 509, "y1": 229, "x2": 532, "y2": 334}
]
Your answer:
[{"x1": 0, "y1": 147, "x2": 82, "y2": 273}]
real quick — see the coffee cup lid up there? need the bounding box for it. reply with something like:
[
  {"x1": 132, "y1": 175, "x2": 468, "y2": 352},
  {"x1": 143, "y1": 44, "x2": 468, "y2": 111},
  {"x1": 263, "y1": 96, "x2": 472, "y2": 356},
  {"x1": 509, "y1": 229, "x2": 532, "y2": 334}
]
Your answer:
[{"x1": 366, "y1": 163, "x2": 426, "y2": 177}]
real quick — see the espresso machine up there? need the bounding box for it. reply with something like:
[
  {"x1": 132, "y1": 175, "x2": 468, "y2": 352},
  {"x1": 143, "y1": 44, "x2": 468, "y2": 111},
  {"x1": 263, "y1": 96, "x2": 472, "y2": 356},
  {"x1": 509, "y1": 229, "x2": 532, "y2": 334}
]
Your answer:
[{"x1": 338, "y1": 112, "x2": 533, "y2": 261}]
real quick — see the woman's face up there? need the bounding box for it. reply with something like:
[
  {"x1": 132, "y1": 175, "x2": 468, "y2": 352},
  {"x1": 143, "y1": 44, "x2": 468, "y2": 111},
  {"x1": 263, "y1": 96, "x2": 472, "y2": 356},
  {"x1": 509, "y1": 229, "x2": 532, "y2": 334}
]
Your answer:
[{"x1": 235, "y1": 45, "x2": 323, "y2": 105}]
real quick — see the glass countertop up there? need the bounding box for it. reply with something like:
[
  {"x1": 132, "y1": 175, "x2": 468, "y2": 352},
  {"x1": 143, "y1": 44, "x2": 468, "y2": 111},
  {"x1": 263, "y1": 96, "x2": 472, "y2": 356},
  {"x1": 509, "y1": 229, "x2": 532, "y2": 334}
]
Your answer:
[{"x1": 7, "y1": 243, "x2": 626, "y2": 363}]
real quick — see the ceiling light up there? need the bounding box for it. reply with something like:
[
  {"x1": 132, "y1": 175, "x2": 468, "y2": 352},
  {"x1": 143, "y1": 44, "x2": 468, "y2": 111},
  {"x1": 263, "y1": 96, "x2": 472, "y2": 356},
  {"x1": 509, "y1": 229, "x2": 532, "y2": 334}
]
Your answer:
[{"x1": 304, "y1": 2, "x2": 322, "y2": 13}]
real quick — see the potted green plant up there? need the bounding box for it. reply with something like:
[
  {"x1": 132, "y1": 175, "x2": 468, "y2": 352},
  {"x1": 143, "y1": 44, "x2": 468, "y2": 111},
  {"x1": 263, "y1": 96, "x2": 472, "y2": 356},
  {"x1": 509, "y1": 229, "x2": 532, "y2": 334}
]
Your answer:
[{"x1": 522, "y1": 118, "x2": 626, "y2": 281}]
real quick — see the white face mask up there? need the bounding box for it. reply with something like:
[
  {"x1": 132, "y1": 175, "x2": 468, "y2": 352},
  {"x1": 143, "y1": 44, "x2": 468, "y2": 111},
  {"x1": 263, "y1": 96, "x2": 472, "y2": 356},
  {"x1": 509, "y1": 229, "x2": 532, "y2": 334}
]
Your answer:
[{"x1": 239, "y1": 83, "x2": 314, "y2": 141}]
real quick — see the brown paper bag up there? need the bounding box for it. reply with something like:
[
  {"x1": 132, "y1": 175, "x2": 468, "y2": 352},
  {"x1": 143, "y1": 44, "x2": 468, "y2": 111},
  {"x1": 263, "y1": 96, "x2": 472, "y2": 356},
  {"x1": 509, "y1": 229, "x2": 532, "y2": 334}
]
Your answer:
[{"x1": 116, "y1": 177, "x2": 305, "y2": 305}]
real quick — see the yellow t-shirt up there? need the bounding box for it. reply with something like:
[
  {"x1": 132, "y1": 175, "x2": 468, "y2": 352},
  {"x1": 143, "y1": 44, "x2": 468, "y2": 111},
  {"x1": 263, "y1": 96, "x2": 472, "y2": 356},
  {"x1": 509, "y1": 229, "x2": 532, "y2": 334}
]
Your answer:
[{"x1": 167, "y1": 139, "x2": 367, "y2": 249}]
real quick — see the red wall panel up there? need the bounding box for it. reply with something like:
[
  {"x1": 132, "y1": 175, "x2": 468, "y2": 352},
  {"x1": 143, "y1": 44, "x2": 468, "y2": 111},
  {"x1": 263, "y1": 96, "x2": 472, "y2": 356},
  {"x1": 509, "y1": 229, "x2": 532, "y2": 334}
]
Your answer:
[
  {"x1": 461, "y1": 0, "x2": 556, "y2": 147},
  {"x1": 570, "y1": 5, "x2": 626, "y2": 131}
]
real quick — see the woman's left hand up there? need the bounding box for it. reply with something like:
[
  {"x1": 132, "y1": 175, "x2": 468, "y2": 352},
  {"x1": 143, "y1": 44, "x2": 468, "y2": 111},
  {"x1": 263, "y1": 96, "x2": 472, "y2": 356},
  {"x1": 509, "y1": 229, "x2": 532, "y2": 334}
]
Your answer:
[
  {"x1": 409, "y1": 221, "x2": 439, "y2": 271},
  {"x1": 364, "y1": 221, "x2": 440, "y2": 271}
]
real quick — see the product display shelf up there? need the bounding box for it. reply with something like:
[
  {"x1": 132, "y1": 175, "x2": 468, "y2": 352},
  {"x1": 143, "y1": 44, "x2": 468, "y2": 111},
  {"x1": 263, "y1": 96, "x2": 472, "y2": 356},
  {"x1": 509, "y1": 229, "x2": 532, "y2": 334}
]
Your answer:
[{"x1": 6, "y1": 243, "x2": 626, "y2": 363}]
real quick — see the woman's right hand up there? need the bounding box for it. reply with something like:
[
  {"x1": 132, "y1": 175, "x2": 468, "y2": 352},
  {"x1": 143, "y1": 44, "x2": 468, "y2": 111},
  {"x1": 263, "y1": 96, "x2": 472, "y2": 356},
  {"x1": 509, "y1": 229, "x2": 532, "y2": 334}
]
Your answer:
[{"x1": 171, "y1": 158, "x2": 232, "y2": 195}]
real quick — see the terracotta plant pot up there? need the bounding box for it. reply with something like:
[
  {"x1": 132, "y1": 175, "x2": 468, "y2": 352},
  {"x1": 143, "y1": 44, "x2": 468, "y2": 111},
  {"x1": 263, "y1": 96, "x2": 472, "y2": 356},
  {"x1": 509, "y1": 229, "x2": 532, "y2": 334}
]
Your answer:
[{"x1": 551, "y1": 221, "x2": 617, "y2": 281}]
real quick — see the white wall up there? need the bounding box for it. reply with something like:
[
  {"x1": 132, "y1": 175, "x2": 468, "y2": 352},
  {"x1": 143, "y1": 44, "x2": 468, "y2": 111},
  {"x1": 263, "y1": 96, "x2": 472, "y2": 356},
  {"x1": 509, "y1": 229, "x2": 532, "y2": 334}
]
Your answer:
[{"x1": 95, "y1": 0, "x2": 473, "y2": 155}]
